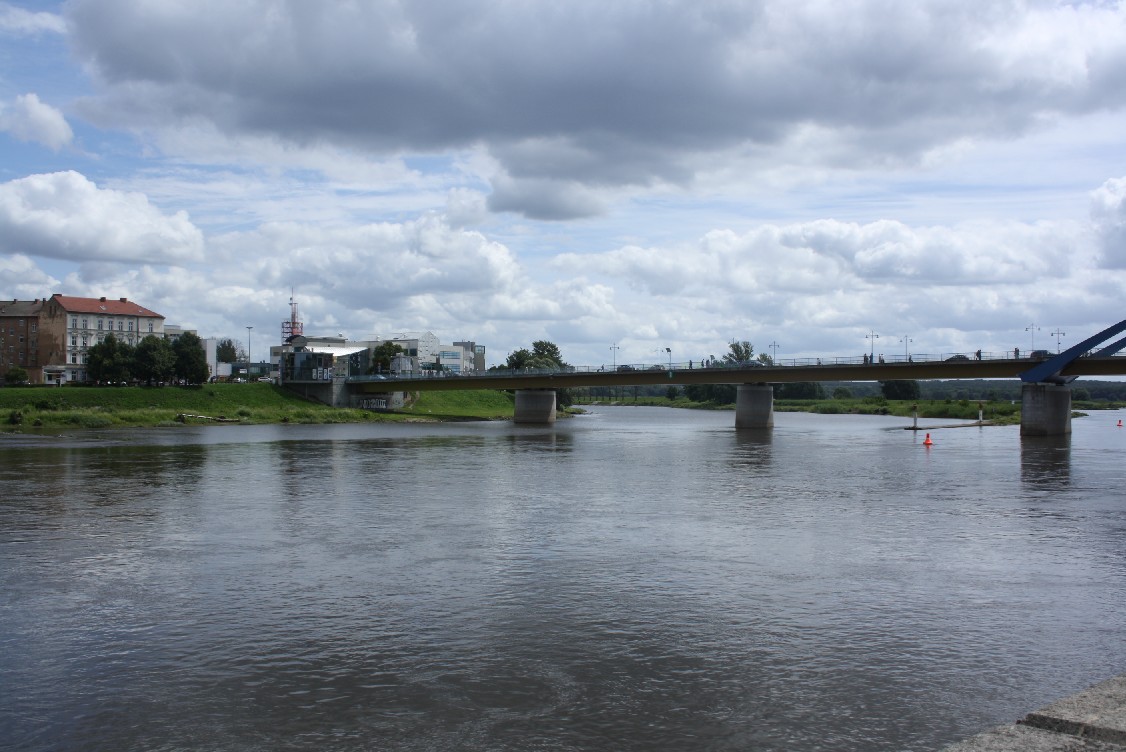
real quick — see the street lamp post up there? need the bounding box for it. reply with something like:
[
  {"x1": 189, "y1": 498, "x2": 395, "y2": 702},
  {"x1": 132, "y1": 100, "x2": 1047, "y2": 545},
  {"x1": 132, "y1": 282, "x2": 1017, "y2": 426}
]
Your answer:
[
  {"x1": 900, "y1": 336, "x2": 912, "y2": 360},
  {"x1": 665, "y1": 347, "x2": 671, "y2": 369},
  {"x1": 1050, "y1": 328, "x2": 1066, "y2": 352},
  {"x1": 246, "y1": 326, "x2": 253, "y2": 379},
  {"x1": 769, "y1": 341, "x2": 779, "y2": 364},
  {"x1": 866, "y1": 331, "x2": 879, "y2": 362},
  {"x1": 1026, "y1": 323, "x2": 1039, "y2": 351},
  {"x1": 611, "y1": 343, "x2": 619, "y2": 369}
]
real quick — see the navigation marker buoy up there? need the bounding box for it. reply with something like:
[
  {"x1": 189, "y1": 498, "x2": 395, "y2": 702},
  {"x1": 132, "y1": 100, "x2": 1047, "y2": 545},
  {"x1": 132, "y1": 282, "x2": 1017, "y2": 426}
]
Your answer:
[
  {"x1": 923, "y1": 433, "x2": 933, "y2": 446},
  {"x1": 1118, "y1": 420, "x2": 1123, "y2": 427}
]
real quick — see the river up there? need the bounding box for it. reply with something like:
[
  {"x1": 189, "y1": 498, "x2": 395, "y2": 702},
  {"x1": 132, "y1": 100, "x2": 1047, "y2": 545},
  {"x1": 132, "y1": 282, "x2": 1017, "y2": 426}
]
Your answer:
[{"x1": 2, "y1": 406, "x2": 1125, "y2": 751}]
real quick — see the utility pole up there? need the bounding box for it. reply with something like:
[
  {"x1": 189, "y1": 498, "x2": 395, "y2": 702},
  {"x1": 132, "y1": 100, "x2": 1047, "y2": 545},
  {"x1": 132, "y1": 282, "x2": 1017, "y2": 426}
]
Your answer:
[
  {"x1": 769, "y1": 341, "x2": 779, "y2": 363},
  {"x1": 610, "y1": 343, "x2": 619, "y2": 369},
  {"x1": 246, "y1": 325, "x2": 253, "y2": 378},
  {"x1": 1026, "y1": 323, "x2": 1039, "y2": 351},
  {"x1": 900, "y1": 336, "x2": 912, "y2": 360}
]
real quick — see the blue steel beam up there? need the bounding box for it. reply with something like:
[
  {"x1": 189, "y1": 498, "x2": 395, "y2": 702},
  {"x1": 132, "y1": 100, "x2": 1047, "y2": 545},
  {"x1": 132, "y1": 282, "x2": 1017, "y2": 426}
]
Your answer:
[{"x1": 1021, "y1": 318, "x2": 1126, "y2": 384}]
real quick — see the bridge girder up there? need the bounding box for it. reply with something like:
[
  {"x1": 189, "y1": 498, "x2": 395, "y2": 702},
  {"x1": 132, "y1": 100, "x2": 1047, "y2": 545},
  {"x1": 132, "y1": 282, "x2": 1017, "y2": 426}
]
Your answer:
[{"x1": 348, "y1": 357, "x2": 1125, "y2": 394}]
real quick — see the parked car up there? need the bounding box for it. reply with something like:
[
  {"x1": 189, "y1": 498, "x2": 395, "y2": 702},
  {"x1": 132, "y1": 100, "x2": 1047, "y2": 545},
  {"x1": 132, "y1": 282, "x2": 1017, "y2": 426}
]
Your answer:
[
  {"x1": 258, "y1": 376, "x2": 274, "y2": 383},
  {"x1": 1028, "y1": 350, "x2": 1050, "y2": 360}
]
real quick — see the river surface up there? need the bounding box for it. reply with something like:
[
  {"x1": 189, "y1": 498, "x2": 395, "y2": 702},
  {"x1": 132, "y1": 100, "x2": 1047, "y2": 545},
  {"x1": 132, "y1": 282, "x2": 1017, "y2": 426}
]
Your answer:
[{"x1": 2, "y1": 406, "x2": 1125, "y2": 751}]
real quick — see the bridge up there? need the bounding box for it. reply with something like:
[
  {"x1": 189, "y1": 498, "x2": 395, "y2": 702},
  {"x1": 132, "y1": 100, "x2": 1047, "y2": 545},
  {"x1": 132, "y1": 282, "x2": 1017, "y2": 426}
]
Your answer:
[{"x1": 293, "y1": 319, "x2": 1126, "y2": 436}]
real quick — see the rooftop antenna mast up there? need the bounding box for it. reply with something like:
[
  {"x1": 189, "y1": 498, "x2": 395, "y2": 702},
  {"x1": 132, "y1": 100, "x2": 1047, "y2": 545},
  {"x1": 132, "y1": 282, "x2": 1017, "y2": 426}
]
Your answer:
[{"x1": 282, "y1": 289, "x2": 304, "y2": 341}]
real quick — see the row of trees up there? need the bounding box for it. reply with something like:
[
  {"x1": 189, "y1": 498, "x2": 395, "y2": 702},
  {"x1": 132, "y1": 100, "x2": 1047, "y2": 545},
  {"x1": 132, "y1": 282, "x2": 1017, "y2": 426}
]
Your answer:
[{"x1": 85, "y1": 332, "x2": 210, "y2": 385}]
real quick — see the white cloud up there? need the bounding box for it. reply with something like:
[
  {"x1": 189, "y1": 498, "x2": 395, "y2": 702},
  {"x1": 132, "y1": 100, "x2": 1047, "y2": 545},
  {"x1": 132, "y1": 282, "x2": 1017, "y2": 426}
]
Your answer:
[
  {"x1": 66, "y1": 1, "x2": 1126, "y2": 218},
  {"x1": 0, "y1": 3, "x2": 65, "y2": 35},
  {"x1": 0, "y1": 93, "x2": 73, "y2": 151},
  {"x1": 1091, "y1": 176, "x2": 1126, "y2": 268},
  {"x1": 0, "y1": 253, "x2": 60, "y2": 299},
  {"x1": 0, "y1": 171, "x2": 204, "y2": 263}
]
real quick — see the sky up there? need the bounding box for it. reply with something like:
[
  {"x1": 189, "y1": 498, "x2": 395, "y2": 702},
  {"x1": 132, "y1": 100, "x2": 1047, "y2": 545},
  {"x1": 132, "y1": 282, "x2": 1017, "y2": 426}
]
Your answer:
[{"x1": 2, "y1": 0, "x2": 1126, "y2": 367}]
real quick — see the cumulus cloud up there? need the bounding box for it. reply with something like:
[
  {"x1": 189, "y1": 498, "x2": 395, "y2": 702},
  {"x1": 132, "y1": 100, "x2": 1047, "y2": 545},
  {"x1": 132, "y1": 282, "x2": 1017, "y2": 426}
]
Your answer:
[
  {"x1": 1091, "y1": 176, "x2": 1126, "y2": 268},
  {"x1": 0, "y1": 93, "x2": 74, "y2": 151},
  {"x1": 0, "y1": 171, "x2": 204, "y2": 263},
  {"x1": 0, "y1": 253, "x2": 60, "y2": 299},
  {"x1": 0, "y1": 3, "x2": 65, "y2": 35},
  {"x1": 67, "y1": 0, "x2": 1126, "y2": 218}
]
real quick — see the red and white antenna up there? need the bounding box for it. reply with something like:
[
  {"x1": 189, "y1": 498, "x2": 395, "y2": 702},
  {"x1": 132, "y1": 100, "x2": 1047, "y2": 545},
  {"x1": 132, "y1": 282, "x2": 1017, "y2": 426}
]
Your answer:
[{"x1": 282, "y1": 290, "x2": 304, "y2": 341}]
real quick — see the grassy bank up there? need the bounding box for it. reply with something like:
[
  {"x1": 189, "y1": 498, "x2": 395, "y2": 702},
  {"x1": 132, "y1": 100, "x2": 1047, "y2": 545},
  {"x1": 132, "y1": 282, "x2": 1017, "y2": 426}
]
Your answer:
[{"x1": 0, "y1": 384, "x2": 515, "y2": 429}]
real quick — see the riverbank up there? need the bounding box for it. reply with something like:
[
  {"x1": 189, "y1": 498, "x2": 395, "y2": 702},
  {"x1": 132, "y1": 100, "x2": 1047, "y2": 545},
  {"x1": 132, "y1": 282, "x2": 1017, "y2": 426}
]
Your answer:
[
  {"x1": 942, "y1": 673, "x2": 1126, "y2": 750},
  {"x1": 3, "y1": 384, "x2": 1118, "y2": 430},
  {"x1": 0, "y1": 384, "x2": 515, "y2": 429}
]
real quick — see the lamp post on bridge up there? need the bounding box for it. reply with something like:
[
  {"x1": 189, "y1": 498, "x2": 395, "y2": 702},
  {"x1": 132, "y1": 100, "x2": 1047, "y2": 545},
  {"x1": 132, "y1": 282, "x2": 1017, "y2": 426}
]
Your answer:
[
  {"x1": 611, "y1": 343, "x2": 619, "y2": 369},
  {"x1": 1051, "y1": 328, "x2": 1066, "y2": 353},
  {"x1": 769, "y1": 341, "x2": 779, "y2": 364},
  {"x1": 866, "y1": 331, "x2": 879, "y2": 363},
  {"x1": 246, "y1": 325, "x2": 253, "y2": 380},
  {"x1": 1026, "y1": 323, "x2": 1039, "y2": 351},
  {"x1": 665, "y1": 347, "x2": 672, "y2": 369},
  {"x1": 900, "y1": 336, "x2": 912, "y2": 361}
]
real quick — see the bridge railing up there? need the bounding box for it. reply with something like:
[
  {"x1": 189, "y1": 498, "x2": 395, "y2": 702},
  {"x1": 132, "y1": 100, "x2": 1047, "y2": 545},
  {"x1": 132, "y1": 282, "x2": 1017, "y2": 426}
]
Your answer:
[{"x1": 345, "y1": 351, "x2": 1121, "y2": 383}]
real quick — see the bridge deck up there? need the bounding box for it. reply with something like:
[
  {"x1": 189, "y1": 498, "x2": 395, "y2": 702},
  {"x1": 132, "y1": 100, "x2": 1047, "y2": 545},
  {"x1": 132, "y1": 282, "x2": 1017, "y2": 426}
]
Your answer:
[{"x1": 344, "y1": 357, "x2": 1126, "y2": 393}]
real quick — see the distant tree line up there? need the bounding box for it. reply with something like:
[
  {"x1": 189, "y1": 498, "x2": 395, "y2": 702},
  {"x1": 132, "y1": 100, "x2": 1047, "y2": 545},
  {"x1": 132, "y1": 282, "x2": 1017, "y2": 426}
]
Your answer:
[{"x1": 85, "y1": 332, "x2": 210, "y2": 385}]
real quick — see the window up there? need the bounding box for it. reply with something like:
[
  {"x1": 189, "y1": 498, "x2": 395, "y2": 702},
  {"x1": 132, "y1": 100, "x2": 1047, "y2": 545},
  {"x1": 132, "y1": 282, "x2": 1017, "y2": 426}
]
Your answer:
[
  {"x1": 128, "y1": 321, "x2": 134, "y2": 331},
  {"x1": 31, "y1": 323, "x2": 36, "y2": 333},
  {"x1": 97, "y1": 319, "x2": 103, "y2": 330},
  {"x1": 71, "y1": 317, "x2": 78, "y2": 328},
  {"x1": 117, "y1": 321, "x2": 123, "y2": 331},
  {"x1": 81, "y1": 337, "x2": 88, "y2": 347},
  {"x1": 81, "y1": 318, "x2": 88, "y2": 329},
  {"x1": 71, "y1": 336, "x2": 77, "y2": 346},
  {"x1": 71, "y1": 353, "x2": 77, "y2": 364},
  {"x1": 148, "y1": 321, "x2": 153, "y2": 332}
]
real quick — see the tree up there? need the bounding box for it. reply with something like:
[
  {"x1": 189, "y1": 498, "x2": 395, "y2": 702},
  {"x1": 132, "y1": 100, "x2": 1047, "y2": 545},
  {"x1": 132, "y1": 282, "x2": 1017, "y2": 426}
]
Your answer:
[
  {"x1": 504, "y1": 340, "x2": 568, "y2": 371},
  {"x1": 216, "y1": 338, "x2": 239, "y2": 363},
  {"x1": 776, "y1": 382, "x2": 825, "y2": 399},
  {"x1": 724, "y1": 340, "x2": 754, "y2": 365},
  {"x1": 666, "y1": 386, "x2": 679, "y2": 401},
  {"x1": 369, "y1": 341, "x2": 404, "y2": 374},
  {"x1": 880, "y1": 379, "x2": 921, "y2": 400},
  {"x1": 685, "y1": 383, "x2": 737, "y2": 404},
  {"x1": 4, "y1": 366, "x2": 28, "y2": 385},
  {"x1": 832, "y1": 386, "x2": 853, "y2": 399},
  {"x1": 86, "y1": 334, "x2": 133, "y2": 384},
  {"x1": 502, "y1": 348, "x2": 533, "y2": 370},
  {"x1": 134, "y1": 335, "x2": 176, "y2": 385},
  {"x1": 531, "y1": 340, "x2": 565, "y2": 366},
  {"x1": 173, "y1": 332, "x2": 210, "y2": 384}
]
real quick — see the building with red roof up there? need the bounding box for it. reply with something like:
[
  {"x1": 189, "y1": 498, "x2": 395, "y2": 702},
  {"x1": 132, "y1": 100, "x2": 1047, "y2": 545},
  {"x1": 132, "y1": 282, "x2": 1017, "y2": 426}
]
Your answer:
[{"x1": 38, "y1": 294, "x2": 165, "y2": 384}]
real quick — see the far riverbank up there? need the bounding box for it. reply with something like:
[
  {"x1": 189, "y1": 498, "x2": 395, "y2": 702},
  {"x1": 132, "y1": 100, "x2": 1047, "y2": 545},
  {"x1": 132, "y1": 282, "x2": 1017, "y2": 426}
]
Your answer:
[{"x1": 3, "y1": 384, "x2": 1120, "y2": 431}]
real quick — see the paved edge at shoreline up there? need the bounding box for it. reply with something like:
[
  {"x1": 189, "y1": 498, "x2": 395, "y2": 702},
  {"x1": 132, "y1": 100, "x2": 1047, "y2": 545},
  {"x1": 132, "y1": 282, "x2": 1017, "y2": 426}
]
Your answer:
[{"x1": 942, "y1": 674, "x2": 1126, "y2": 751}]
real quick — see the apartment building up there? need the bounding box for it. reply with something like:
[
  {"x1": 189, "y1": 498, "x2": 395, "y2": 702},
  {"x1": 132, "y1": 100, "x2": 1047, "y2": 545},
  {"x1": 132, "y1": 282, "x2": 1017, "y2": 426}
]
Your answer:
[
  {"x1": 0, "y1": 299, "x2": 45, "y2": 382},
  {"x1": 39, "y1": 294, "x2": 165, "y2": 383}
]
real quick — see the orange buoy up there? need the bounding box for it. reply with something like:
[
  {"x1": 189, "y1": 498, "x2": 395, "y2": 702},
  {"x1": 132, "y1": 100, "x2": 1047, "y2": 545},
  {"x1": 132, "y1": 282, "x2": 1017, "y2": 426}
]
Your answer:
[
  {"x1": 923, "y1": 432, "x2": 933, "y2": 446},
  {"x1": 1118, "y1": 419, "x2": 1123, "y2": 427}
]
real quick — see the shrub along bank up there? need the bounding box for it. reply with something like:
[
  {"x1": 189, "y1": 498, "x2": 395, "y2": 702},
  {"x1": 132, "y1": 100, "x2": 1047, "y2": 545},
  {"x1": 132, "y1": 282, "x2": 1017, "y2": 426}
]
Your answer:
[{"x1": 0, "y1": 384, "x2": 515, "y2": 429}]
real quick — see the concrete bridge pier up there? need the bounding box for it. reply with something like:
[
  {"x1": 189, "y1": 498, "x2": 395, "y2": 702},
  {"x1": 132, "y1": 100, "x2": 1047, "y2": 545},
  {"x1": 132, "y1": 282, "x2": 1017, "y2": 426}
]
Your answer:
[
  {"x1": 513, "y1": 389, "x2": 557, "y2": 424},
  {"x1": 1020, "y1": 383, "x2": 1072, "y2": 436},
  {"x1": 735, "y1": 384, "x2": 774, "y2": 429}
]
